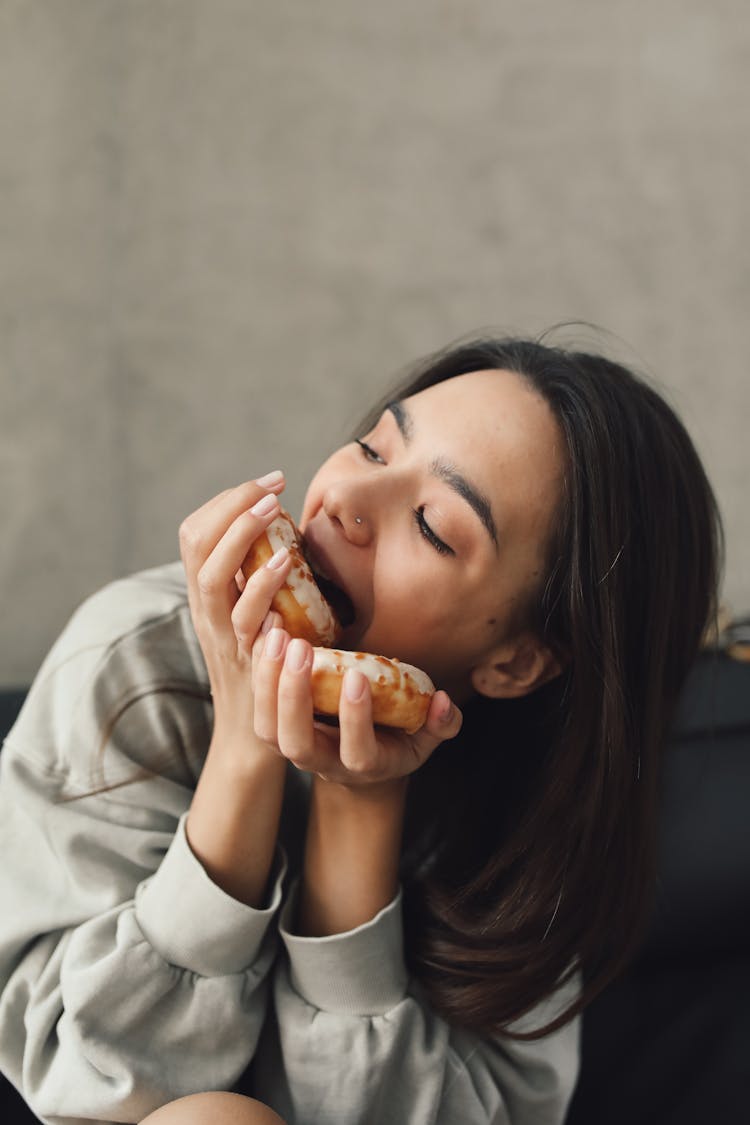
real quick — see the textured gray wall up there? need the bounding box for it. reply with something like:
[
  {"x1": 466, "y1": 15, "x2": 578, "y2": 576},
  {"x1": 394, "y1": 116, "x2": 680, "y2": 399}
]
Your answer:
[{"x1": 2, "y1": 0, "x2": 748, "y2": 684}]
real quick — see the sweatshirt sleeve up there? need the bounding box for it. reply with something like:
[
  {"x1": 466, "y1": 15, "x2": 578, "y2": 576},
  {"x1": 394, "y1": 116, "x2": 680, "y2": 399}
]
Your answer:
[
  {"x1": 0, "y1": 571, "x2": 284, "y2": 1125},
  {"x1": 254, "y1": 883, "x2": 580, "y2": 1125}
]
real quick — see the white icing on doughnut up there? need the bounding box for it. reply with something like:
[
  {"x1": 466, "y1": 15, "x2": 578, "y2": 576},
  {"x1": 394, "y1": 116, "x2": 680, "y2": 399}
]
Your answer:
[
  {"x1": 311, "y1": 648, "x2": 435, "y2": 733},
  {"x1": 268, "y1": 512, "x2": 339, "y2": 645},
  {"x1": 312, "y1": 649, "x2": 434, "y2": 696}
]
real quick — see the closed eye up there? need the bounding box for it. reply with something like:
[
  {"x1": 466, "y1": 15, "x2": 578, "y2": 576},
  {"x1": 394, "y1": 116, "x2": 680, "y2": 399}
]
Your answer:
[
  {"x1": 357, "y1": 438, "x2": 454, "y2": 556},
  {"x1": 356, "y1": 438, "x2": 385, "y2": 464},
  {"x1": 414, "y1": 506, "x2": 454, "y2": 556}
]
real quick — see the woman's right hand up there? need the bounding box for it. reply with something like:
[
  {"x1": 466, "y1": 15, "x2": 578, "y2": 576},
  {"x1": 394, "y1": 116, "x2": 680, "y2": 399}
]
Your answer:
[
  {"x1": 179, "y1": 470, "x2": 292, "y2": 750},
  {"x1": 181, "y1": 471, "x2": 297, "y2": 906}
]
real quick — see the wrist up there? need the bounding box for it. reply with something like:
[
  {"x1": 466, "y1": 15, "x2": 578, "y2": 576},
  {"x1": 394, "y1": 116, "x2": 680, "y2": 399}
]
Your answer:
[
  {"x1": 312, "y1": 772, "x2": 408, "y2": 812},
  {"x1": 187, "y1": 737, "x2": 287, "y2": 907},
  {"x1": 208, "y1": 708, "x2": 286, "y2": 772}
]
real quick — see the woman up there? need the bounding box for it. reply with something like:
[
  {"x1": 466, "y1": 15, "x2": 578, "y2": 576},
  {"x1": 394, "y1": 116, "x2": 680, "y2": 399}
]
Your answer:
[{"x1": 0, "y1": 336, "x2": 722, "y2": 1124}]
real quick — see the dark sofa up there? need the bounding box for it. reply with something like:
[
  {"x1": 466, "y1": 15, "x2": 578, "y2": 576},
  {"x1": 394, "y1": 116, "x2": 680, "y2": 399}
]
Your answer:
[
  {"x1": 1, "y1": 652, "x2": 748, "y2": 1124},
  {"x1": 565, "y1": 650, "x2": 750, "y2": 1123}
]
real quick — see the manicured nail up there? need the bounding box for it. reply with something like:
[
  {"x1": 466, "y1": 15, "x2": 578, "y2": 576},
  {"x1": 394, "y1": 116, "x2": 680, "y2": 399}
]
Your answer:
[
  {"x1": 255, "y1": 470, "x2": 285, "y2": 489},
  {"x1": 251, "y1": 493, "x2": 278, "y2": 518},
  {"x1": 343, "y1": 668, "x2": 367, "y2": 702},
  {"x1": 266, "y1": 546, "x2": 289, "y2": 569},
  {"x1": 285, "y1": 638, "x2": 309, "y2": 672},
  {"x1": 264, "y1": 628, "x2": 285, "y2": 659},
  {"x1": 438, "y1": 695, "x2": 454, "y2": 723}
]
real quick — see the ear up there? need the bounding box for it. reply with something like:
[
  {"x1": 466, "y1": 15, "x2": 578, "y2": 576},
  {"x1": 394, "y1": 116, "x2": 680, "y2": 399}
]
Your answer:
[{"x1": 471, "y1": 635, "x2": 563, "y2": 700}]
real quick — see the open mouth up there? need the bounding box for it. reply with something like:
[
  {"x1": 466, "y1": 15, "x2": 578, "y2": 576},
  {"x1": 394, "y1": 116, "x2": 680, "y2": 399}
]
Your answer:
[
  {"x1": 302, "y1": 543, "x2": 356, "y2": 628},
  {"x1": 312, "y1": 570, "x2": 356, "y2": 628}
]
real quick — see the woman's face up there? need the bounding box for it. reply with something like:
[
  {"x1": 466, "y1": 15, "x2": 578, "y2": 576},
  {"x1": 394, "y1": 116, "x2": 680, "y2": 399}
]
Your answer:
[{"x1": 299, "y1": 368, "x2": 564, "y2": 700}]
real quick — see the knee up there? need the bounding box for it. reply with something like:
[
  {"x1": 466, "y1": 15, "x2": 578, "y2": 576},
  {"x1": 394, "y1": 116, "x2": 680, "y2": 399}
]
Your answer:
[{"x1": 140, "y1": 1091, "x2": 287, "y2": 1125}]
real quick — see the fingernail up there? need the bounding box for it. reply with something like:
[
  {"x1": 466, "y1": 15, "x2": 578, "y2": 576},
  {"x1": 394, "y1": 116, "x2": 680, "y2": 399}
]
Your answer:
[
  {"x1": 438, "y1": 697, "x2": 454, "y2": 723},
  {"x1": 285, "y1": 638, "x2": 309, "y2": 672},
  {"x1": 251, "y1": 493, "x2": 278, "y2": 518},
  {"x1": 343, "y1": 667, "x2": 367, "y2": 702},
  {"x1": 260, "y1": 612, "x2": 275, "y2": 634},
  {"x1": 255, "y1": 470, "x2": 284, "y2": 489},
  {"x1": 264, "y1": 628, "x2": 285, "y2": 659},
  {"x1": 266, "y1": 546, "x2": 289, "y2": 569}
]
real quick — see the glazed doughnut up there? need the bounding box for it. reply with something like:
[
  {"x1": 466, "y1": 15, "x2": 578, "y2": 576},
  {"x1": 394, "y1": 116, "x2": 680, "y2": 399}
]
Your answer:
[
  {"x1": 242, "y1": 507, "x2": 435, "y2": 732},
  {"x1": 242, "y1": 510, "x2": 340, "y2": 646},
  {"x1": 311, "y1": 648, "x2": 435, "y2": 735}
]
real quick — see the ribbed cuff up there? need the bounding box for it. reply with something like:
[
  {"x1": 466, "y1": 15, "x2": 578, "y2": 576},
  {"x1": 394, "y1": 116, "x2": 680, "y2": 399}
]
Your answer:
[
  {"x1": 135, "y1": 814, "x2": 285, "y2": 976},
  {"x1": 279, "y1": 881, "x2": 408, "y2": 1015}
]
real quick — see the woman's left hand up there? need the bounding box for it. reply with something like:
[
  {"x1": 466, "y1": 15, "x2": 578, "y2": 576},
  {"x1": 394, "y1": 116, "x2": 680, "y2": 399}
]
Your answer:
[{"x1": 250, "y1": 625, "x2": 462, "y2": 787}]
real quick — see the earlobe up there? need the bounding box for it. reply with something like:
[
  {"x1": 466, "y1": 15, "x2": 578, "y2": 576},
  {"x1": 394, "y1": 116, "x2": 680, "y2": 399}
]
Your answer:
[{"x1": 471, "y1": 636, "x2": 563, "y2": 700}]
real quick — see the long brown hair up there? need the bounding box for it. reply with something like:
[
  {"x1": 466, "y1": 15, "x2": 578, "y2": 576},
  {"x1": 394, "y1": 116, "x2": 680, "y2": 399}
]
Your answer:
[{"x1": 359, "y1": 335, "x2": 723, "y2": 1038}]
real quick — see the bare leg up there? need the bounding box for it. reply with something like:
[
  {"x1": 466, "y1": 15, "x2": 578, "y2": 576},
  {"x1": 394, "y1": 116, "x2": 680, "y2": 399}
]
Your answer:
[{"x1": 140, "y1": 1091, "x2": 287, "y2": 1125}]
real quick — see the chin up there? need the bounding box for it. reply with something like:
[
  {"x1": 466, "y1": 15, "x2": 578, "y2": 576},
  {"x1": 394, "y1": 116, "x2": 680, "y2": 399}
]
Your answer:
[
  {"x1": 350, "y1": 627, "x2": 427, "y2": 672},
  {"x1": 337, "y1": 620, "x2": 373, "y2": 655}
]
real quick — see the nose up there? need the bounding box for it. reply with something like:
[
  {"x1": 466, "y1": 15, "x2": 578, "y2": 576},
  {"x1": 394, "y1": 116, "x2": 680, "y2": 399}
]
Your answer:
[{"x1": 322, "y1": 482, "x2": 373, "y2": 546}]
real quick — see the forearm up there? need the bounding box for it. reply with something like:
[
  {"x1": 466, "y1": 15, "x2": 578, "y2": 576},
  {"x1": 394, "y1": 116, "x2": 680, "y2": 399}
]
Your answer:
[
  {"x1": 180, "y1": 472, "x2": 293, "y2": 909},
  {"x1": 187, "y1": 734, "x2": 287, "y2": 907},
  {"x1": 298, "y1": 774, "x2": 408, "y2": 936}
]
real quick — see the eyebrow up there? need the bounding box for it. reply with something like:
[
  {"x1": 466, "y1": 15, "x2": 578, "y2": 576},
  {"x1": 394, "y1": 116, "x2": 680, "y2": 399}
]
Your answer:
[{"x1": 386, "y1": 401, "x2": 499, "y2": 548}]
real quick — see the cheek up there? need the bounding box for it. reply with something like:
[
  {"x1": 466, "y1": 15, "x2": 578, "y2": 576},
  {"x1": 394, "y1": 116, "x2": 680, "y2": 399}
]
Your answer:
[
  {"x1": 355, "y1": 566, "x2": 438, "y2": 658},
  {"x1": 375, "y1": 553, "x2": 450, "y2": 618},
  {"x1": 365, "y1": 561, "x2": 498, "y2": 670}
]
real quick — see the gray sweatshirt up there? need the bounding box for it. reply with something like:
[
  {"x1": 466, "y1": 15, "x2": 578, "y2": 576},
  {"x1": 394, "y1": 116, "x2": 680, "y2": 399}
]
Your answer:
[{"x1": 0, "y1": 563, "x2": 580, "y2": 1125}]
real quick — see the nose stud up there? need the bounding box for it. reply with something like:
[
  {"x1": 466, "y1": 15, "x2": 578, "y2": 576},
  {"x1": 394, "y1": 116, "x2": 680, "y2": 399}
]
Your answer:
[{"x1": 354, "y1": 516, "x2": 363, "y2": 525}]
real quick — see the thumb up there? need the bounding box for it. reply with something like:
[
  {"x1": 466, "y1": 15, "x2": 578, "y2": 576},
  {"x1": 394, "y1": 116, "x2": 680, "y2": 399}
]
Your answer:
[{"x1": 410, "y1": 691, "x2": 463, "y2": 755}]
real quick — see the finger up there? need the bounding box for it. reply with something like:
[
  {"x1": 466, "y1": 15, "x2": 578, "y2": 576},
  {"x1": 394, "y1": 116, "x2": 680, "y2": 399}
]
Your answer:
[
  {"x1": 194, "y1": 495, "x2": 286, "y2": 636},
  {"x1": 231, "y1": 547, "x2": 292, "y2": 650},
  {"x1": 182, "y1": 473, "x2": 285, "y2": 559},
  {"x1": 252, "y1": 627, "x2": 290, "y2": 745},
  {"x1": 254, "y1": 469, "x2": 287, "y2": 495},
  {"x1": 261, "y1": 609, "x2": 284, "y2": 636},
  {"x1": 250, "y1": 610, "x2": 284, "y2": 686},
  {"x1": 409, "y1": 691, "x2": 463, "y2": 759},
  {"x1": 179, "y1": 473, "x2": 285, "y2": 575},
  {"x1": 276, "y1": 639, "x2": 316, "y2": 767},
  {"x1": 336, "y1": 668, "x2": 379, "y2": 777}
]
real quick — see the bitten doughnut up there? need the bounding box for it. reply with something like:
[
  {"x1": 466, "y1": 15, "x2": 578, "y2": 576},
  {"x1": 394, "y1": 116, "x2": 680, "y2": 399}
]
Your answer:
[
  {"x1": 242, "y1": 507, "x2": 435, "y2": 732},
  {"x1": 242, "y1": 510, "x2": 340, "y2": 646}
]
